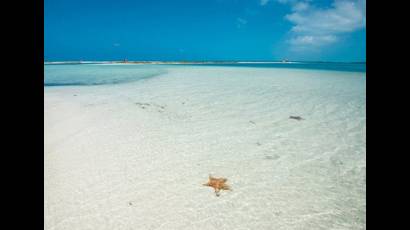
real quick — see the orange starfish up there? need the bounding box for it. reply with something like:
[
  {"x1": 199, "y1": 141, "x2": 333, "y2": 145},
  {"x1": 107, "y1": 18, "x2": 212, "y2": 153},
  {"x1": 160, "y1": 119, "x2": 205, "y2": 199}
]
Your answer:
[{"x1": 203, "y1": 175, "x2": 231, "y2": 196}]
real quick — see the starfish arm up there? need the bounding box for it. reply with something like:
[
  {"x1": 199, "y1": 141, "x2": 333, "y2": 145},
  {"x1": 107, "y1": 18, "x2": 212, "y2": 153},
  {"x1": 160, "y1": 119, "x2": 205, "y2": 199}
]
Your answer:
[{"x1": 221, "y1": 185, "x2": 231, "y2": 190}]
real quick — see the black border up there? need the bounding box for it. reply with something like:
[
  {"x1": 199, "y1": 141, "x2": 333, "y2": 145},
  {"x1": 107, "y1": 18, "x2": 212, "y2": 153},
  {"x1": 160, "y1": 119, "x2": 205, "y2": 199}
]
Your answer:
[{"x1": 6, "y1": 0, "x2": 44, "y2": 229}]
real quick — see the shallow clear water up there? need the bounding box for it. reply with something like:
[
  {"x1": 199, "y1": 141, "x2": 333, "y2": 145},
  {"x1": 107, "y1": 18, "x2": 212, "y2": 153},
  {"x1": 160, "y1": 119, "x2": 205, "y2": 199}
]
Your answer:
[
  {"x1": 44, "y1": 64, "x2": 167, "y2": 86},
  {"x1": 44, "y1": 62, "x2": 365, "y2": 86},
  {"x1": 194, "y1": 62, "x2": 366, "y2": 72},
  {"x1": 45, "y1": 64, "x2": 366, "y2": 229}
]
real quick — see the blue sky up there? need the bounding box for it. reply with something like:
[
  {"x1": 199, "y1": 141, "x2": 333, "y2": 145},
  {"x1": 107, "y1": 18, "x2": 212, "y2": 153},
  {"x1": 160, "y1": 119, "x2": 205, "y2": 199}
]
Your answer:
[{"x1": 45, "y1": 0, "x2": 366, "y2": 62}]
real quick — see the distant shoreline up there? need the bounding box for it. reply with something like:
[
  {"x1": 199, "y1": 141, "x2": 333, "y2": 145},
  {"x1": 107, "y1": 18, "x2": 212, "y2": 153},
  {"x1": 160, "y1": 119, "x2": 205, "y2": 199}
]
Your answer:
[
  {"x1": 44, "y1": 61, "x2": 291, "y2": 65},
  {"x1": 44, "y1": 60, "x2": 366, "y2": 65}
]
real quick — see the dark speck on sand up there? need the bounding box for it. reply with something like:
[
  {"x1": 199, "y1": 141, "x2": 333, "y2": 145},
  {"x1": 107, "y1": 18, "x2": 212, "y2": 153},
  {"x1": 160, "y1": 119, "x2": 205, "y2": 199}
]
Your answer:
[{"x1": 289, "y1": 116, "x2": 303, "y2": 121}]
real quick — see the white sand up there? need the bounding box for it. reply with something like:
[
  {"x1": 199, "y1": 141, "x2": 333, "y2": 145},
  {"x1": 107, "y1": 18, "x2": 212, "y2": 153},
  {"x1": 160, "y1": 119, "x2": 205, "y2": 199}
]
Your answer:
[{"x1": 45, "y1": 66, "x2": 366, "y2": 229}]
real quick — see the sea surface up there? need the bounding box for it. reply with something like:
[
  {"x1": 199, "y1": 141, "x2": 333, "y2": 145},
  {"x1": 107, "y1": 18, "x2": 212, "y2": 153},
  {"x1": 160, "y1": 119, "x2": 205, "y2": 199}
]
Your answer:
[
  {"x1": 44, "y1": 62, "x2": 365, "y2": 86},
  {"x1": 45, "y1": 62, "x2": 366, "y2": 229}
]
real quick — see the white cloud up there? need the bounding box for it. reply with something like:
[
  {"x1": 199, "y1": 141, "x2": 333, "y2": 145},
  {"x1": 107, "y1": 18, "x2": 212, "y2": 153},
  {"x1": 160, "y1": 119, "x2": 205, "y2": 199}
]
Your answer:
[
  {"x1": 280, "y1": 0, "x2": 298, "y2": 3},
  {"x1": 291, "y1": 1, "x2": 309, "y2": 12},
  {"x1": 261, "y1": 0, "x2": 300, "y2": 6},
  {"x1": 289, "y1": 35, "x2": 337, "y2": 46},
  {"x1": 237, "y1": 17, "x2": 248, "y2": 24},
  {"x1": 284, "y1": 0, "x2": 366, "y2": 50},
  {"x1": 286, "y1": 1, "x2": 365, "y2": 34},
  {"x1": 237, "y1": 17, "x2": 248, "y2": 28}
]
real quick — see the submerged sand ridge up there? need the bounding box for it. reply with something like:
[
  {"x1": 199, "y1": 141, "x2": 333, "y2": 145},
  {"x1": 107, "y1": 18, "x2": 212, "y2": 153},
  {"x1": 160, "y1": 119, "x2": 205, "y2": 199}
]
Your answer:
[{"x1": 45, "y1": 66, "x2": 366, "y2": 229}]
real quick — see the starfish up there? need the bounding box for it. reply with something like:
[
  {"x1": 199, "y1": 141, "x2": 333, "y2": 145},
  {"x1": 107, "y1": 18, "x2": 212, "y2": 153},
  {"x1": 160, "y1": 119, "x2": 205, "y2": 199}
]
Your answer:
[{"x1": 203, "y1": 175, "x2": 231, "y2": 196}]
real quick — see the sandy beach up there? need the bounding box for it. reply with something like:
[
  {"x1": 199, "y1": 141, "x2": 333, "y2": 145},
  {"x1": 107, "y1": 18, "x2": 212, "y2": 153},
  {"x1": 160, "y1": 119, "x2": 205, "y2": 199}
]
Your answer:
[{"x1": 45, "y1": 66, "x2": 366, "y2": 229}]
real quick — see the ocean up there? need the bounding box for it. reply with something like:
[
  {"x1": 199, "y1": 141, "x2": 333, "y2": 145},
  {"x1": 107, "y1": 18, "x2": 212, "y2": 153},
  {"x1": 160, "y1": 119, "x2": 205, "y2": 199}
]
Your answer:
[{"x1": 44, "y1": 63, "x2": 366, "y2": 229}]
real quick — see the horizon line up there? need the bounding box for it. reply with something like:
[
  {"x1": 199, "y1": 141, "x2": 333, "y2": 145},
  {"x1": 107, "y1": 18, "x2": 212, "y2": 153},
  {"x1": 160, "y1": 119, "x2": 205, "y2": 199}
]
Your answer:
[{"x1": 44, "y1": 60, "x2": 366, "y2": 64}]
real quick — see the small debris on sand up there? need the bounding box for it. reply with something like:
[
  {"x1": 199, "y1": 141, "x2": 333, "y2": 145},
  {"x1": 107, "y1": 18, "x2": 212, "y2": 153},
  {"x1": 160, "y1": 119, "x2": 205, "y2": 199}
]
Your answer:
[
  {"x1": 289, "y1": 116, "x2": 303, "y2": 121},
  {"x1": 135, "y1": 102, "x2": 151, "y2": 106},
  {"x1": 135, "y1": 102, "x2": 151, "y2": 110}
]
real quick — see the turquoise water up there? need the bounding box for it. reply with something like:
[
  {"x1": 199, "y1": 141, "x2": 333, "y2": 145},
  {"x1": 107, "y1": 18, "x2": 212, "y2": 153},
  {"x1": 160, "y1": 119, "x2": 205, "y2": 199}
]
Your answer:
[
  {"x1": 196, "y1": 62, "x2": 366, "y2": 72},
  {"x1": 44, "y1": 64, "x2": 167, "y2": 86},
  {"x1": 44, "y1": 62, "x2": 365, "y2": 86}
]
